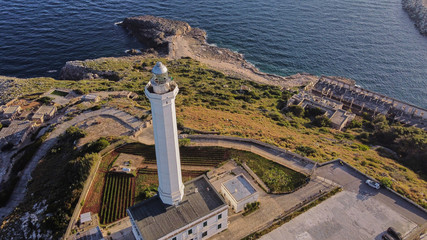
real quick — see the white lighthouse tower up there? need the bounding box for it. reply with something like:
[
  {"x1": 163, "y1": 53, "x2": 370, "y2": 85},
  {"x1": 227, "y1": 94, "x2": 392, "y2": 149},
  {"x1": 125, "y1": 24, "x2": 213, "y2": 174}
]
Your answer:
[{"x1": 144, "y1": 62, "x2": 184, "y2": 206}]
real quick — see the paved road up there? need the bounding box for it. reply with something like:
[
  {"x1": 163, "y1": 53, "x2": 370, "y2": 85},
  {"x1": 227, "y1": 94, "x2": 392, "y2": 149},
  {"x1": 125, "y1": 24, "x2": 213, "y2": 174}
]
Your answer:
[{"x1": 0, "y1": 107, "x2": 143, "y2": 221}]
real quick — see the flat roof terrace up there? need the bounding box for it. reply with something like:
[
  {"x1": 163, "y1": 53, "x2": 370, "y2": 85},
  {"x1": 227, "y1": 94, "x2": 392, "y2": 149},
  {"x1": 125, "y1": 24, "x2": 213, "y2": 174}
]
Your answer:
[{"x1": 222, "y1": 174, "x2": 257, "y2": 202}]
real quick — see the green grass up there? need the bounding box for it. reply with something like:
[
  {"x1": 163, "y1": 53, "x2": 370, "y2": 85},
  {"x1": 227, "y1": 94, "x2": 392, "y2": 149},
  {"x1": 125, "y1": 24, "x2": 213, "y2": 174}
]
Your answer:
[
  {"x1": 231, "y1": 150, "x2": 308, "y2": 193},
  {"x1": 51, "y1": 90, "x2": 69, "y2": 97}
]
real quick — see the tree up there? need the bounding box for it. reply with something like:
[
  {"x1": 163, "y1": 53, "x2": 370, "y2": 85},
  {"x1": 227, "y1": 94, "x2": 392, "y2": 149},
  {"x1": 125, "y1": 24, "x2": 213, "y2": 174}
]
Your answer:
[
  {"x1": 304, "y1": 107, "x2": 325, "y2": 118},
  {"x1": 312, "y1": 115, "x2": 331, "y2": 127},
  {"x1": 65, "y1": 126, "x2": 87, "y2": 140},
  {"x1": 38, "y1": 96, "x2": 52, "y2": 104},
  {"x1": 380, "y1": 177, "x2": 393, "y2": 188},
  {"x1": 288, "y1": 105, "x2": 304, "y2": 117},
  {"x1": 88, "y1": 138, "x2": 110, "y2": 153}
]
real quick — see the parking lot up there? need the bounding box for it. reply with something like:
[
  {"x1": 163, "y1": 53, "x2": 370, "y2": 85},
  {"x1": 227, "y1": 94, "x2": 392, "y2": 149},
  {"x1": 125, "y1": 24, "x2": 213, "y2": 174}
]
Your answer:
[{"x1": 260, "y1": 162, "x2": 427, "y2": 240}]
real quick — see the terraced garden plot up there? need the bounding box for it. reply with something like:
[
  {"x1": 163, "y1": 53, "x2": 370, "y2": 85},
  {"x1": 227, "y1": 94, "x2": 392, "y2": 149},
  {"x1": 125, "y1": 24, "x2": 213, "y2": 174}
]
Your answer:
[
  {"x1": 81, "y1": 151, "x2": 119, "y2": 214},
  {"x1": 117, "y1": 143, "x2": 229, "y2": 167},
  {"x1": 99, "y1": 173, "x2": 135, "y2": 225}
]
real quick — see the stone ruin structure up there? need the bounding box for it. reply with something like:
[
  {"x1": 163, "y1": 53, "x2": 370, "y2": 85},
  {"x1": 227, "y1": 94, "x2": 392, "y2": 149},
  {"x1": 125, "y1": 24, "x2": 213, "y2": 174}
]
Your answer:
[{"x1": 307, "y1": 76, "x2": 427, "y2": 130}]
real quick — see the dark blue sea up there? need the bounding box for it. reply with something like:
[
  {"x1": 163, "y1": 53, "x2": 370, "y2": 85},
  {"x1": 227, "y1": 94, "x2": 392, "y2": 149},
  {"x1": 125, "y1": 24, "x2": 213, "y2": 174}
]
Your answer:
[{"x1": 0, "y1": 0, "x2": 426, "y2": 108}]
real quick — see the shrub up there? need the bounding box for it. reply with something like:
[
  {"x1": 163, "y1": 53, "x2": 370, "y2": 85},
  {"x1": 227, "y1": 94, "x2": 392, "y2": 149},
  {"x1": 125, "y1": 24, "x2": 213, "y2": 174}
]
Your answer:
[
  {"x1": 65, "y1": 126, "x2": 87, "y2": 139},
  {"x1": 179, "y1": 138, "x2": 191, "y2": 147},
  {"x1": 87, "y1": 138, "x2": 110, "y2": 153},
  {"x1": 347, "y1": 119, "x2": 362, "y2": 128},
  {"x1": 380, "y1": 177, "x2": 393, "y2": 188},
  {"x1": 38, "y1": 96, "x2": 52, "y2": 104},
  {"x1": 353, "y1": 143, "x2": 369, "y2": 151},
  {"x1": 304, "y1": 107, "x2": 324, "y2": 118},
  {"x1": 91, "y1": 105, "x2": 102, "y2": 111},
  {"x1": 312, "y1": 115, "x2": 331, "y2": 127},
  {"x1": 296, "y1": 145, "x2": 317, "y2": 157},
  {"x1": 288, "y1": 105, "x2": 304, "y2": 117}
]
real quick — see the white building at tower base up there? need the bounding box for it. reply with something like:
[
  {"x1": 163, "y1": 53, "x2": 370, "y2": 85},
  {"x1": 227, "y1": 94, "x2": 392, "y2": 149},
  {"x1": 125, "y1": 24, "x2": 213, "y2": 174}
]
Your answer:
[{"x1": 128, "y1": 175, "x2": 228, "y2": 240}]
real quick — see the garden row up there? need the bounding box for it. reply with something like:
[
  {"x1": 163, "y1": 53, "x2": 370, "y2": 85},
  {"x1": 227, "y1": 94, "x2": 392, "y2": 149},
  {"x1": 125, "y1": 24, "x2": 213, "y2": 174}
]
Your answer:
[
  {"x1": 100, "y1": 173, "x2": 135, "y2": 224},
  {"x1": 117, "y1": 143, "x2": 228, "y2": 167}
]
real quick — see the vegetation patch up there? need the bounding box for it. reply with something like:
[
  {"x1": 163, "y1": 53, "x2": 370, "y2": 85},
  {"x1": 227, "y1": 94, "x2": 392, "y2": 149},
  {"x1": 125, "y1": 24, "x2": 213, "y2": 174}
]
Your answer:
[
  {"x1": 0, "y1": 126, "x2": 105, "y2": 239},
  {"x1": 51, "y1": 90, "x2": 69, "y2": 97},
  {"x1": 231, "y1": 150, "x2": 307, "y2": 193},
  {"x1": 243, "y1": 202, "x2": 260, "y2": 216},
  {"x1": 99, "y1": 173, "x2": 135, "y2": 225}
]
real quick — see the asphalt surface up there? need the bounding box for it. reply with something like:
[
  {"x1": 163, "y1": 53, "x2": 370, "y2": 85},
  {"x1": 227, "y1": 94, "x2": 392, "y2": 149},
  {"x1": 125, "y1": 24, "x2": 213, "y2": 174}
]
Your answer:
[{"x1": 260, "y1": 162, "x2": 427, "y2": 240}]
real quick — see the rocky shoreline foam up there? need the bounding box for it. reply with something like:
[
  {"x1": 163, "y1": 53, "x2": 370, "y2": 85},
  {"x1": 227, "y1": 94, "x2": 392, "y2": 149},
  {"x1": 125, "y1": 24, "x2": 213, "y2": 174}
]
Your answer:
[{"x1": 402, "y1": 0, "x2": 427, "y2": 35}]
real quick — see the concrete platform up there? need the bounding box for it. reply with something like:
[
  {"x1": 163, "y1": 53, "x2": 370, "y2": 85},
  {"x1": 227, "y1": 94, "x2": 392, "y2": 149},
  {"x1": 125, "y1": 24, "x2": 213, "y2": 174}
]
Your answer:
[{"x1": 260, "y1": 191, "x2": 417, "y2": 240}]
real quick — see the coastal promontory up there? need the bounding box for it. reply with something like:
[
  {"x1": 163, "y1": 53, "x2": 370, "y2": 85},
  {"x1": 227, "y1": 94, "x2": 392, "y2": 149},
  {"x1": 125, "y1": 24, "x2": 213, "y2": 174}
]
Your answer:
[{"x1": 402, "y1": 0, "x2": 427, "y2": 34}]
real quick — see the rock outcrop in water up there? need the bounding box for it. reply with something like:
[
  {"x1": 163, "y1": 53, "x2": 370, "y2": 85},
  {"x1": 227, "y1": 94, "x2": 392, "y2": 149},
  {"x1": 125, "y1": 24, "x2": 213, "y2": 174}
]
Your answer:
[
  {"x1": 121, "y1": 15, "x2": 193, "y2": 54},
  {"x1": 402, "y1": 0, "x2": 427, "y2": 35}
]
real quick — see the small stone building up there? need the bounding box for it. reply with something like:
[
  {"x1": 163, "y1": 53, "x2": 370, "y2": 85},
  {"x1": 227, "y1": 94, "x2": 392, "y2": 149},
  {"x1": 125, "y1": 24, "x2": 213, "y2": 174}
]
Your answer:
[
  {"x1": 32, "y1": 105, "x2": 57, "y2": 124},
  {"x1": 82, "y1": 94, "x2": 100, "y2": 103},
  {"x1": 2, "y1": 106, "x2": 22, "y2": 120},
  {"x1": 221, "y1": 174, "x2": 259, "y2": 213}
]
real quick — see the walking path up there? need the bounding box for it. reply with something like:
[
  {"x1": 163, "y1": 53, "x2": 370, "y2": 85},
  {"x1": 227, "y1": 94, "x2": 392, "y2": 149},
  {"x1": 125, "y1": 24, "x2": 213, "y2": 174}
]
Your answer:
[
  {"x1": 0, "y1": 107, "x2": 144, "y2": 221},
  {"x1": 185, "y1": 134, "x2": 315, "y2": 174}
]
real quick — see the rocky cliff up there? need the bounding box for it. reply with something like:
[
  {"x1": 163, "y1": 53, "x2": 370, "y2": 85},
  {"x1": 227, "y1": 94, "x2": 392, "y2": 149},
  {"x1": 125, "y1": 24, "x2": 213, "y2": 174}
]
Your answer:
[
  {"x1": 402, "y1": 0, "x2": 427, "y2": 35},
  {"x1": 59, "y1": 59, "x2": 120, "y2": 81},
  {"x1": 121, "y1": 15, "x2": 193, "y2": 54}
]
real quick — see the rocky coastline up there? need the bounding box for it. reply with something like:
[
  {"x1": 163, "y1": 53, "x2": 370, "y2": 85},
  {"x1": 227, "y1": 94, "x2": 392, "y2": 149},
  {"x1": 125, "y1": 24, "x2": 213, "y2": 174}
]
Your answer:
[
  {"x1": 402, "y1": 0, "x2": 427, "y2": 35},
  {"x1": 60, "y1": 15, "x2": 319, "y2": 88}
]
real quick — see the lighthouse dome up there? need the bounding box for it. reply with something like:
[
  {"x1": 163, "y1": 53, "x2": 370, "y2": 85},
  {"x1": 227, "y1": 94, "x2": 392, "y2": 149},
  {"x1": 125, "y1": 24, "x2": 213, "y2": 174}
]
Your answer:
[{"x1": 152, "y1": 62, "x2": 168, "y2": 75}]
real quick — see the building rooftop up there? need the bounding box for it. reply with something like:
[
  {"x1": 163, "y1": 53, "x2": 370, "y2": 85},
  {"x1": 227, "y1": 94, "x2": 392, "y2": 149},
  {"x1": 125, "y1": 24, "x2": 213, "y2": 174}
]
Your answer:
[
  {"x1": 128, "y1": 175, "x2": 226, "y2": 240},
  {"x1": 3, "y1": 106, "x2": 21, "y2": 115},
  {"x1": 35, "y1": 105, "x2": 56, "y2": 115},
  {"x1": 80, "y1": 212, "x2": 92, "y2": 224},
  {"x1": 222, "y1": 174, "x2": 257, "y2": 202}
]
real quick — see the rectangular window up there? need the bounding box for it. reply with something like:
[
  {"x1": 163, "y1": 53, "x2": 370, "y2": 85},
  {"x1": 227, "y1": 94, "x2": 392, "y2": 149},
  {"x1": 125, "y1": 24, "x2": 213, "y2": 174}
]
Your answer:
[
  {"x1": 218, "y1": 214, "x2": 222, "y2": 220},
  {"x1": 188, "y1": 229, "x2": 193, "y2": 235},
  {"x1": 203, "y1": 221, "x2": 207, "y2": 227},
  {"x1": 202, "y1": 231, "x2": 208, "y2": 238},
  {"x1": 218, "y1": 224, "x2": 222, "y2": 229}
]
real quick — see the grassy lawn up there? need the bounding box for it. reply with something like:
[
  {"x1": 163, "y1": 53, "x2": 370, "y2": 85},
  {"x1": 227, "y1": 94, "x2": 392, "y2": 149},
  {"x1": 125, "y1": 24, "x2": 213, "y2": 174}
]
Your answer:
[{"x1": 230, "y1": 150, "x2": 308, "y2": 193}]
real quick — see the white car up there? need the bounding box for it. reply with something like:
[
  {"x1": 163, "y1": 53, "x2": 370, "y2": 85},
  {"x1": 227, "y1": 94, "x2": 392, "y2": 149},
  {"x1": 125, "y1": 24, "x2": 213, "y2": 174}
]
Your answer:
[{"x1": 366, "y1": 179, "x2": 380, "y2": 189}]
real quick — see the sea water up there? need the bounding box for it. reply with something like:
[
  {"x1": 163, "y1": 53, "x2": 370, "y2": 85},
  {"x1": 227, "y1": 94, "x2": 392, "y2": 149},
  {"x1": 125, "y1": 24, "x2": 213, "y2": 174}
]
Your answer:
[{"x1": 0, "y1": 0, "x2": 426, "y2": 108}]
